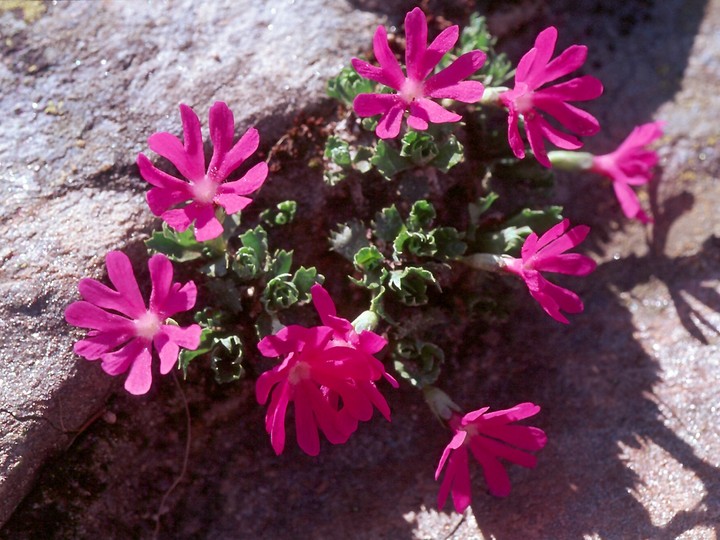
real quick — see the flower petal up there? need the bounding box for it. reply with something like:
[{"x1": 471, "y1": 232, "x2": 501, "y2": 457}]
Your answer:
[
  {"x1": 190, "y1": 204, "x2": 224, "y2": 242},
  {"x1": 100, "y1": 337, "x2": 146, "y2": 376},
  {"x1": 65, "y1": 301, "x2": 135, "y2": 333},
  {"x1": 353, "y1": 93, "x2": 403, "y2": 118},
  {"x1": 294, "y1": 382, "x2": 321, "y2": 456},
  {"x1": 424, "y1": 50, "x2": 486, "y2": 98},
  {"x1": 147, "y1": 104, "x2": 205, "y2": 181},
  {"x1": 404, "y1": 7, "x2": 428, "y2": 81},
  {"x1": 420, "y1": 25, "x2": 459, "y2": 80},
  {"x1": 148, "y1": 253, "x2": 174, "y2": 315},
  {"x1": 215, "y1": 127, "x2": 261, "y2": 181},
  {"x1": 372, "y1": 25, "x2": 405, "y2": 90},
  {"x1": 105, "y1": 251, "x2": 146, "y2": 317},
  {"x1": 207, "y1": 101, "x2": 235, "y2": 179},
  {"x1": 217, "y1": 161, "x2": 268, "y2": 197},
  {"x1": 408, "y1": 98, "x2": 461, "y2": 129},
  {"x1": 73, "y1": 331, "x2": 132, "y2": 360},
  {"x1": 376, "y1": 103, "x2": 407, "y2": 139},
  {"x1": 310, "y1": 284, "x2": 337, "y2": 325}
]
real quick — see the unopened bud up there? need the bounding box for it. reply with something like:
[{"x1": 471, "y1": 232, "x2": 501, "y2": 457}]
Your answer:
[
  {"x1": 352, "y1": 310, "x2": 379, "y2": 333},
  {"x1": 423, "y1": 386, "x2": 461, "y2": 421},
  {"x1": 547, "y1": 150, "x2": 593, "y2": 171}
]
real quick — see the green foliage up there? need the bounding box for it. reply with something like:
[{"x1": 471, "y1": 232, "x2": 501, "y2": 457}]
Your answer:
[
  {"x1": 210, "y1": 335, "x2": 245, "y2": 384},
  {"x1": 327, "y1": 66, "x2": 375, "y2": 106},
  {"x1": 371, "y1": 140, "x2": 412, "y2": 180},
  {"x1": 400, "y1": 131, "x2": 440, "y2": 167},
  {"x1": 178, "y1": 309, "x2": 244, "y2": 384},
  {"x1": 407, "y1": 200, "x2": 436, "y2": 231},
  {"x1": 387, "y1": 266, "x2": 436, "y2": 306},
  {"x1": 454, "y1": 13, "x2": 513, "y2": 86},
  {"x1": 432, "y1": 135, "x2": 464, "y2": 173},
  {"x1": 146, "y1": 222, "x2": 207, "y2": 262},
  {"x1": 259, "y1": 200, "x2": 297, "y2": 227},
  {"x1": 329, "y1": 220, "x2": 369, "y2": 262},
  {"x1": 372, "y1": 206, "x2": 404, "y2": 242},
  {"x1": 392, "y1": 338, "x2": 445, "y2": 388}
]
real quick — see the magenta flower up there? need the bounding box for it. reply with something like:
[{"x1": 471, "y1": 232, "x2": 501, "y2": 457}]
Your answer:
[
  {"x1": 137, "y1": 101, "x2": 268, "y2": 241},
  {"x1": 65, "y1": 251, "x2": 201, "y2": 395},
  {"x1": 504, "y1": 219, "x2": 596, "y2": 323},
  {"x1": 435, "y1": 403, "x2": 547, "y2": 513},
  {"x1": 591, "y1": 121, "x2": 664, "y2": 223},
  {"x1": 352, "y1": 7, "x2": 486, "y2": 139},
  {"x1": 256, "y1": 285, "x2": 396, "y2": 456},
  {"x1": 499, "y1": 26, "x2": 603, "y2": 167}
]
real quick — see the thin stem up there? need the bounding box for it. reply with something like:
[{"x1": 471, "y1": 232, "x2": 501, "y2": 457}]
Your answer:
[{"x1": 153, "y1": 372, "x2": 192, "y2": 539}]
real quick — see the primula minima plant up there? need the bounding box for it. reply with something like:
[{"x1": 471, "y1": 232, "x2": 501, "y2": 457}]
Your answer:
[{"x1": 66, "y1": 8, "x2": 664, "y2": 523}]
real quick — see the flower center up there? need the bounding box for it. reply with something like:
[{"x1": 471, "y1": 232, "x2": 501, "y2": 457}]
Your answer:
[
  {"x1": 288, "y1": 361, "x2": 311, "y2": 384},
  {"x1": 191, "y1": 176, "x2": 218, "y2": 204},
  {"x1": 503, "y1": 82, "x2": 534, "y2": 115},
  {"x1": 400, "y1": 78, "x2": 424, "y2": 104},
  {"x1": 134, "y1": 311, "x2": 162, "y2": 340}
]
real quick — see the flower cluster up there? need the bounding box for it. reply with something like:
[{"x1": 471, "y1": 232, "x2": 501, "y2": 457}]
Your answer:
[
  {"x1": 65, "y1": 251, "x2": 201, "y2": 395},
  {"x1": 60, "y1": 6, "x2": 668, "y2": 526},
  {"x1": 256, "y1": 285, "x2": 398, "y2": 455}
]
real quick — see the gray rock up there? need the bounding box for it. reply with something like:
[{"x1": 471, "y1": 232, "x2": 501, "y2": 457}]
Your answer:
[{"x1": 0, "y1": 0, "x2": 379, "y2": 526}]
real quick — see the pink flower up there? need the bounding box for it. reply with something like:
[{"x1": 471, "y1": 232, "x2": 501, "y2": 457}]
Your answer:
[
  {"x1": 256, "y1": 285, "x2": 396, "y2": 456},
  {"x1": 137, "y1": 101, "x2": 268, "y2": 241},
  {"x1": 504, "y1": 219, "x2": 596, "y2": 323},
  {"x1": 65, "y1": 251, "x2": 201, "y2": 395},
  {"x1": 435, "y1": 403, "x2": 547, "y2": 513},
  {"x1": 500, "y1": 27, "x2": 603, "y2": 167},
  {"x1": 591, "y1": 121, "x2": 664, "y2": 223},
  {"x1": 352, "y1": 7, "x2": 486, "y2": 139}
]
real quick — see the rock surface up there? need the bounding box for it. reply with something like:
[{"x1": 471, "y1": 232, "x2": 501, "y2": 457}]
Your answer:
[
  {"x1": 0, "y1": 0, "x2": 378, "y2": 526},
  {"x1": 2, "y1": 0, "x2": 720, "y2": 539}
]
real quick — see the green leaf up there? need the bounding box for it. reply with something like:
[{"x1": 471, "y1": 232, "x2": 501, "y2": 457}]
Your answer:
[
  {"x1": 393, "y1": 230, "x2": 437, "y2": 258},
  {"x1": 387, "y1": 266, "x2": 436, "y2": 306},
  {"x1": 324, "y1": 135, "x2": 353, "y2": 167},
  {"x1": 292, "y1": 266, "x2": 322, "y2": 302},
  {"x1": 327, "y1": 66, "x2": 375, "y2": 106},
  {"x1": 392, "y1": 338, "x2": 445, "y2": 388},
  {"x1": 232, "y1": 246, "x2": 263, "y2": 281},
  {"x1": 353, "y1": 246, "x2": 384, "y2": 272},
  {"x1": 323, "y1": 168, "x2": 347, "y2": 186},
  {"x1": 267, "y1": 249, "x2": 293, "y2": 278},
  {"x1": 146, "y1": 222, "x2": 205, "y2": 262},
  {"x1": 353, "y1": 146, "x2": 374, "y2": 173},
  {"x1": 371, "y1": 140, "x2": 411, "y2": 180},
  {"x1": 238, "y1": 226, "x2": 268, "y2": 263},
  {"x1": 400, "y1": 130, "x2": 439, "y2": 167},
  {"x1": 372, "y1": 206, "x2": 403, "y2": 242},
  {"x1": 407, "y1": 200, "x2": 436, "y2": 231},
  {"x1": 259, "y1": 200, "x2": 297, "y2": 227},
  {"x1": 210, "y1": 335, "x2": 244, "y2": 384},
  {"x1": 433, "y1": 135, "x2": 464, "y2": 173},
  {"x1": 329, "y1": 220, "x2": 369, "y2": 262},
  {"x1": 432, "y1": 227, "x2": 467, "y2": 260},
  {"x1": 262, "y1": 274, "x2": 299, "y2": 312}
]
